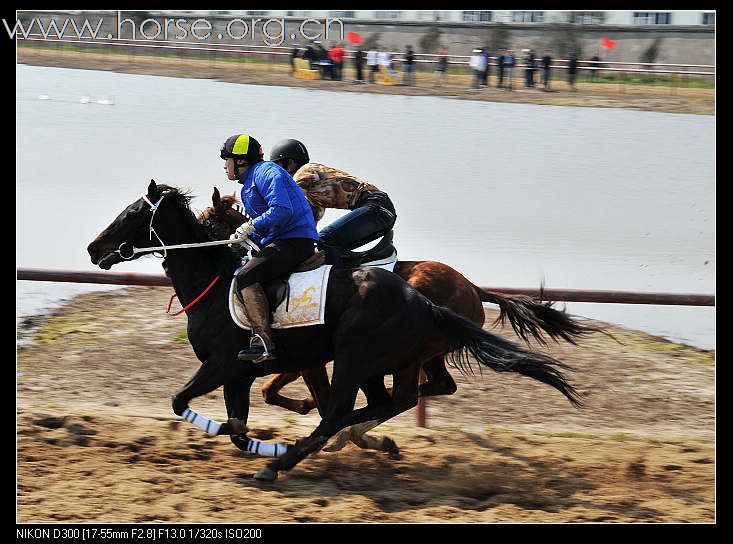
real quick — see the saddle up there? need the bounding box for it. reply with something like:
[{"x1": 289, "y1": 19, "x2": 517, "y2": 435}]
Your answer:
[
  {"x1": 259, "y1": 230, "x2": 397, "y2": 311},
  {"x1": 230, "y1": 265, "x2": 331, "y2": 330},
  {"x1": 260, "y1": 252, "x2": 326, "y2": 311}
]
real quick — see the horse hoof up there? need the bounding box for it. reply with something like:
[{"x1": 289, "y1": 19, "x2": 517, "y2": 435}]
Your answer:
[
  {"x1": 253, "y1": 467, "x2": 278, "y2": 482},
  {"x1": 227, "y1": 418, "x2": 248, "y2": 435},
  {"x1": 382, "y1": 436, "x2": 400, "y2": 456}
]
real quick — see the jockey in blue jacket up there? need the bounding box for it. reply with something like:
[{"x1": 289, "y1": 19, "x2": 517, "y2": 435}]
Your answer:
[{"x1": 220, "y1": 133, "x2": 318, "y2": 362}]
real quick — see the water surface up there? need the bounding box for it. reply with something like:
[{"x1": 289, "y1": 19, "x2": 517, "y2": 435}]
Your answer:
[{"x1": 16, "y1": 65, "x2": 715, "y2": 349}]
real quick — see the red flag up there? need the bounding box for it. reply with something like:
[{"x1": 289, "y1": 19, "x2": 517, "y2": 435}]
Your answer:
[
  {"x1": 601, "y1": 37, "x2": 617, "y2": 50},
  {"x1": 347, "y1": 31, "x2": 363, "y2": 44}
]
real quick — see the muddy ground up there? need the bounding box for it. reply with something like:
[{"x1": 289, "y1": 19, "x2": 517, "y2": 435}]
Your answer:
[
  {"x1": 18, "y1": 46, "x2": 714, "y2": 115},
  {"x1": 16, "y1": 286, "x2": 715, "y2": 523}
]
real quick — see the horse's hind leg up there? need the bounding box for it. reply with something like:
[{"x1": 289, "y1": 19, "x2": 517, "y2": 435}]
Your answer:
[
  {"x1": 254, "y1": 353, "x2": 365, "y2": 481},
  {"x1": 256, "y1": 362, "x2": 421, "y2": 481},
  {"x1": 255, "y1": 377, "x2": 361, "y2": 481},
  {"x1": 262, "y1": 372, "x2": 317, "y2": 415},
  {"x1": 320, "y1": 362, "x2": 420, "y2": 455},
  {"x1": 419, "y1": 356, "x2": 457, "y2": 397},
  {"x1": 323, "y1": 375, "x2": 396, "y2": 454}
]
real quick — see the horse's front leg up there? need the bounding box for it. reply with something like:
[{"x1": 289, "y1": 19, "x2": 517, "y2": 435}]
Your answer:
[
  {"x1": 224, "y1": 375, "x2": 256, "y2": 435},
  {"x1": 226, "y1": 375, "x2": 266, "y2": 451},
  {"x1": 171, "y1": 358, "x2": 252, "y2": 419}
]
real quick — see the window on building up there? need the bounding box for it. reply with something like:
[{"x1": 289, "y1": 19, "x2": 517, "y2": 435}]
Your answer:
[
  {"x1": 329, "y1": 11, "x2": 355, "y2": 19},
  {"x1": 512, "y1": 11, "x2": 544, "y2": 23},
  {"x1": 246, "y1": 11, "x2": 268, "y2": 17},
  {"x1": 702, "y1": 12, "x2": 715, "y2": 25},
  {"x1": 569, "y1": 11, "x2": 605, "y2": 24},
  {"x1": 633, "y1": 12, "x2": 672, "y2": 25},
  {"x1": 374, "y1": 11, "x2": 402, "y2": 19},
  {"x1": 462, "y1": 11, "x2": 492, "y2": 22},
  {"x1": 417, "y1": 11, "x2": 449, "y2": 21}
]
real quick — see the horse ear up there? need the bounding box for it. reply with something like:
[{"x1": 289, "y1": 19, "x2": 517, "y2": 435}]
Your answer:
[
  {"x1": 147, "y1": 179, "x2": 159, "y2": 199},
  {"x1": 212, "y1": 187, "x2": 221, "y2": 207}
]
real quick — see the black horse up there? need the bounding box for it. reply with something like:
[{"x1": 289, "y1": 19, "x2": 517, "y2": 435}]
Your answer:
[{"x1": 88, "y1": 180, "x2": 583, "y2": 481}]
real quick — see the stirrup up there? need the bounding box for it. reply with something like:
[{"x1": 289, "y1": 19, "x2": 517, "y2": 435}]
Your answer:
[{"x1": 238, "y1": 334, "x2": 276, "y2": 363}]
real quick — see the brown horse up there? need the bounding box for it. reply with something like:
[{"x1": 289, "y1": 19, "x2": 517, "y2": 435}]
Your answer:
[{"x1": 198, "y1": 187, "x2": 601, "y2": 425}]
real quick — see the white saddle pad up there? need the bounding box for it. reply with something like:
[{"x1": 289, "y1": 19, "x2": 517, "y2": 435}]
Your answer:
[{"x1": 229, "y1": 265, "x2": 332, "y2": 330}]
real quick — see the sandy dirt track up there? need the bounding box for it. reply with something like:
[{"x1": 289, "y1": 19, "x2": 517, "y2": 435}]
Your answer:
[{"x1": 17, "y1": 287, "x2": 715, "y2": 523}]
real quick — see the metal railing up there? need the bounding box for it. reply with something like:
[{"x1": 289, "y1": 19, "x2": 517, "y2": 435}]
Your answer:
[
  {"x1": 17, "y1": 267, "x2": 715, "y2": 428},
  {"x1": 19, "y1": 36, "x2": 715, "y2": 78},
  {"x1": 16, "y1": 268, "x2": 715, "y2": 306}
]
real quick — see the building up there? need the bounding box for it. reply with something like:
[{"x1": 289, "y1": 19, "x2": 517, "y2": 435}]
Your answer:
[{"x1": 176, "y1": 10, "x2": 715, "y2": 27}]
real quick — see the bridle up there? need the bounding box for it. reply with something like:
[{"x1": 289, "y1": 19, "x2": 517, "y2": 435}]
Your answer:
[{"x1": 114, "y1": 192, "x2": 260, "y2": 261}]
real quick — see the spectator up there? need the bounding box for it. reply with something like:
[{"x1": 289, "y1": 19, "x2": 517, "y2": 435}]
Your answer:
[
  {"x1": 590, "y1": 55, "x2": 601, "y2": 81},
  {"x1": 290, "y1": 44, "x2": 300, "y2": 76},
  {"x1": 434, "y1": 48, "x2": 448, "y2": 87},
  {"x1": 366, "y1": 48, "x2": 379, "y2": 83},
  {"x1": 497, "y1": 51, "x2": 505, "y2": 88},
  {"x1": 328, "y1": 42, "x2": 346, "y2": 80},
  {"x1": 567, "y1": 51, "x2": 578, "y2": 91},
  {"x1": 378, "y1": 50, "x2": 395, "y2": 77},
  {"x1": 504, "y1": 49, "x2": 516, "y2": 90},
  {"x1": 469, "y1": 49, "x2": 487, "y2": 89},
  {"x1": 303, "y1": 43, "x2": 317, "y2": 70},
  {"x1": 354, "y1": 48, "x2": 365, "y2": 83},
  {"x1": 482, "y1": 48, "x2": 491, "y2": 86},
  {"x1": 525, "y1": 49, "x2": 537, "y2": 88},
  {"x1": 403, "y1": 45, "x2": 416, "y2": 86},
  {"x1": 314, "y1": 41, "x2": 332, "y2": 79},
  {"x1": 541, "y1": 49, "x2": 552, "y2": 90}
]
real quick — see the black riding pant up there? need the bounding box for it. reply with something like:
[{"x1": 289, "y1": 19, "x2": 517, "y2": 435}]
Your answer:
[
  {"x1": 318, "y1": 191, "x2": 396, "y2": 269},
  {"x1": 236, "y1": 238, "x2": 317, "y2": 290}
]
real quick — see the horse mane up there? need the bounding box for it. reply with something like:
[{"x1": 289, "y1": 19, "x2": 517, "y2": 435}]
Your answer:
[{"x1": 158, "y1": 185, "x2": 239, "y2": 266}]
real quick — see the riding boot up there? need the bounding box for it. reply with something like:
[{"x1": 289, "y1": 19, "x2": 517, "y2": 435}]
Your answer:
[{"x1": 237, "y1": 283, "x2": 277, "y2": 362}]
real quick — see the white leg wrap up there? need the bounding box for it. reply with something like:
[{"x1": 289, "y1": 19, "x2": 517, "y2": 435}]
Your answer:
[
  {"x1": 243, "y1": 438, "x2": 289, "y2": 457},
  {"x1": 181, "y1": 408, "x2": 222, "y2": 436}
]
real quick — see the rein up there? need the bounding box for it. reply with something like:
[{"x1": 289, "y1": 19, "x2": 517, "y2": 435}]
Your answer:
[
  {"x1": 166, "y1": 274, "x2": 221, "y2": 316},
  {"x1": 116, "y1": 192, "x2": 256, "y2": 317},
  {"x1": 114, "y1": 193, "x2": 260, "y2": 260}
]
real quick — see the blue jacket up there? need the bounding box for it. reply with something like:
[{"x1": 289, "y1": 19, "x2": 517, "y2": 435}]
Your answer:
[{"x1": 239, "y1": 161, "x2": 319, "y2": 246}]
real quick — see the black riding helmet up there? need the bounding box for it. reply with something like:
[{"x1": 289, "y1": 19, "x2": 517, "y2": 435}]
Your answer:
[
  {"x1": 220, "y1": 134, "x2": 264, "y2": 178},
  {"x1": 269, "y1": 138, "x2": 310, "y2": 165}
]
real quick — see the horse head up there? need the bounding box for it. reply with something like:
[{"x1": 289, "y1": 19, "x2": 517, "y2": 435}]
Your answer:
[
  {"x1": 197, "y1": 187, "x2": 247, "y2": 240},
  {"x1": 87, "y1": 179, "x2": 193, "y2": 269}
]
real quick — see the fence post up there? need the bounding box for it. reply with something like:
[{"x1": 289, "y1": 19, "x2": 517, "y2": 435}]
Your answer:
[{"x1": 416, "y1": 369, "x2": 427, "y2": 427}]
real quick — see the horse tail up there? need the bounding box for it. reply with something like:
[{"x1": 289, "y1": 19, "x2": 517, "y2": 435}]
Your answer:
[
  {"x1": 430, "y1": 303, "x2": 583, "y2": 407},
  {"x1": 474, "y1": 286, "x2": 606, "y2": 346}
]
